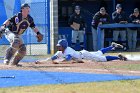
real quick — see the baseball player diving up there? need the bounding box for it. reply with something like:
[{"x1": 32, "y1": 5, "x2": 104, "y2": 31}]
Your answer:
[
  {"x1": 0, "y1": 3, "x2": 43, "y2": 66},
  {"x1": 35, "y1": 39, "x2": 127, "y2": 64}
]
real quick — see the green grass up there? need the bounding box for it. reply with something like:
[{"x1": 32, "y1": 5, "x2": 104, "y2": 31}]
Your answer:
[
  {"x1": 0, "y1": 80, "x2": 140, "y2": 93},
  {"x1": 109, "y1": 64, "x2": 140, "y2": 70}
]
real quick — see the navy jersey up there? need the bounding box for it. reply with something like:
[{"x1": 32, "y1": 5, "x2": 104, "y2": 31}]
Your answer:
[
  {"x1": 68, "y1": 13, "x2": 85, "y2": 30},
  {"x1": 8, "y1": 12, "x2": 35, "y2": 35},
  {"x1": 129, "y1": 13, "x2": 140, "y2": 30},
  {"x1": 92, "y1": 11, "x2": 110, "y2": 29}
]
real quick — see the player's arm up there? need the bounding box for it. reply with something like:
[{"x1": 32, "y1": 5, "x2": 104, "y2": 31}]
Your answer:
[
  {"x1": 0, "y1": 20, "x2": 11, "y2": 38},
  {"x1": 35, "y1": 51, "x2": 62, "y2": 64},
  {"x1": 0, "y1": 20, "x2": 10, "y2": 30},
  {"x1": 31, "y1": 26, "x2": 43, "y2": 42}
]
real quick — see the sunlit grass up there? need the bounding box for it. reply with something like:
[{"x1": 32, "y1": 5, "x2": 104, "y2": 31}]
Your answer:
[{"x1": 0, "y1": 80, "x2": 140, "y2": 93}]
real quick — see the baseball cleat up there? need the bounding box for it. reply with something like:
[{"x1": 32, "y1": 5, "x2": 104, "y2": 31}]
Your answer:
[
  {"x1": 3, "y1": 59, "x2": 9, "y2": 65},
  {"x1": 111, "y1": 42, "x2": 123, "y2": 48},
  {"x1": 118, "y1": 54, "x2": 127, "y2": 61}
]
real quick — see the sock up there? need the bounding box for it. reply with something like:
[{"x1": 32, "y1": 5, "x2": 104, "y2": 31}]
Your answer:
[
  {"x1": 106, "y1": 56, "x2": 119, "y2": 61},
  {"x1": 100, "y1": 46, "x2": 113, "y2": 54}
]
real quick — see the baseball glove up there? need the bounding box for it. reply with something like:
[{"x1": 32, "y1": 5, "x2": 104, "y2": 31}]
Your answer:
[
  {"x1": 71, "y1": 22, "x2": 80, "y2": 31},
  {"x1": 36, "y1": 33, "x2": 43, "y2": 42}
]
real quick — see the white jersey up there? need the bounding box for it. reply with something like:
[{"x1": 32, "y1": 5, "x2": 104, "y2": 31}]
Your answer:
[
  {"x1": 53, "y1": 47, "x2": 107, "y2": 62},
  {"x1": 54, "y1": 47, "x2": 82, "y2": 59}
]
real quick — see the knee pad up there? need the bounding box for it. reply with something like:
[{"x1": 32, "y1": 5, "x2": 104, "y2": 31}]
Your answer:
[
  {"x1": 10, "y1": 45, "x2": 26, "y2": 65},
  {"x1": 19, "y1": 44, "x2": 26, "y2": 54},
  {"x1": 11, "y1": 37, "x2": 21, "y2": 49}
]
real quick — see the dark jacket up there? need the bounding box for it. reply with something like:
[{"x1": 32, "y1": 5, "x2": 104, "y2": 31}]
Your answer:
[
  {"x1": 112, "y1": 11, "x2": 128, "y2": 30},
  {"x1": 91, "y1": 11, "x2": 110, "y2": 29},
  {"x1": 129, "y1": 13, "x2": 140, "y2": 30},
  {"x1": 68, "y1": 13, "x2": 85, "y2": 30}
]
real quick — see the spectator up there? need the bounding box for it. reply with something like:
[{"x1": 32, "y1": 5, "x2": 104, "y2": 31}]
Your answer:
[
  {"x1": 91, "y1": 7, "x2": 110, "y2": 51},
  {"x1": 127, "y1": 8, "x2": 140, "y2": 51},
  {"x1": 112, "y1": 4, "x2": 128, "y2": 50},
  {"x1": 68, "y1": 5, "x2": 86, "y2": 50}
]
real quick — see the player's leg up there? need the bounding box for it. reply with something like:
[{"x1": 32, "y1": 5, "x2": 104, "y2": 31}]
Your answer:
[
  {"x1": 132, "y1": 30, "x2": 137, "y2": 50},
  {"x1": 106, "y1": 53, "x2": 127, "y2": 61},
  {"x1": 101, "y1": 29, "x2": 104, "y2": 48},
  {"x1": 10, "y1": 44, "x2": 26, "y2": 66},
  {"x1": 120, "y1": 30, "x2": 127, "y2": 51},
  {"x1": 71, "y1": 30, "x2": 78, "y2": 49},
  {"x1": 4, "y1": 30, "x2": 17, "y2": 64},
  {"x1": 4, "y1": 47, "x2": 16, "y2": 65},
  {"x1": 127, "y1": 28, "x2": 133, "y2": 50},
  {"x1": 105, "y1": 56, "x2": 120, "y2": 61},
  {"x1": 91, "y1": 27, "x2": 97, "y2": 51},
  {"x1": 79, "y1": 30, "x2": 84, "y2": 49},
  {"x1": 113, "y1": 30, "x2": 119, "y2": 42},
  {"x1": 99, "y1": 42, "x2": 123, "y2": 54}
]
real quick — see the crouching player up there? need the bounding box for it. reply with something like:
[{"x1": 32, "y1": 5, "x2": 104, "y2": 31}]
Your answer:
[{"x1": 35, "y1": 39, "x2": 127, "y2": 64}]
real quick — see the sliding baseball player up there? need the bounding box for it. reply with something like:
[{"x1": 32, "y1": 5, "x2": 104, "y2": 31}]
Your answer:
[{"x1": 35, "y1": 39, "x2": 127, "y2": 64}]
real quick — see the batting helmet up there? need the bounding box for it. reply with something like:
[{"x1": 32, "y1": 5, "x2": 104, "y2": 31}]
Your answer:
[
  {"x1": 21, "y1": 3, "x2": 30, "y2": 9},
  {"x1": 56, "y1": 39, "x2": 68, "y2": 49}
]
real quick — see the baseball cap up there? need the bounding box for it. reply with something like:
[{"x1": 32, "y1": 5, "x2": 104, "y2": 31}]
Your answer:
[
  {"x1": 21, "y1": 3, "x2": 30, "y2": 9},
  {"x1": 116, "y1": 4, "x2": 122, "y2": 9},
  {"x1": 56, "y1": 39, "x2": 68, "y2": 49},
  {"x1": 100, "y1": 7, "x2": 106, "y2": 12},
  {"x1": 75, "y1": 5, "x2": 80, "y2": 10},
  {"x1": 134, "y1": 8, "x2": 139, "y2": 13}
]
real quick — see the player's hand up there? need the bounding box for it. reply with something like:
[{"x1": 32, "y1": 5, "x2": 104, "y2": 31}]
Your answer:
[
  {"x1": 36, "y1": 33, "x2": 43, "y2": 42},
  {"x1": 0, "y1": 26, "x2": 5, "y2": 38},
  {"x1": 35, "y1": 61, "x2": 42, "y2": 64}
]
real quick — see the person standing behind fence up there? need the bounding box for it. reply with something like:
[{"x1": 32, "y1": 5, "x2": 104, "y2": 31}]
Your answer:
[
  {"x1": 112, "y1": 4, "x2": 128, "y2": 51},
  {"x1": 0, "y1": 3, "x2": 43, "y2": 66},
  {"x1": 91, "y1": 7, "x2": 110, "y2": 51},
  {"x1": 68, "y1": 5, "x2": 86, "y2": 50},
  {"x1": 127, "y1": 8, "x2": 140, "y2": 51}
]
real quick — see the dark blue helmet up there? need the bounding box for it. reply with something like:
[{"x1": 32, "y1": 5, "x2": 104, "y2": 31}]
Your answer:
[{"x1": 56, "y1": 39, "x2": 68, "y2": 49}]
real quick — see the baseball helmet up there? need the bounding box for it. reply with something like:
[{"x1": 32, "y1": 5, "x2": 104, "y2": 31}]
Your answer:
[
  {"x1": 21, "y1": 3, "x2": 30, "y2": 9},
  {"x1": 56, "y1": 39, "x2": 68, "y2": 49}
]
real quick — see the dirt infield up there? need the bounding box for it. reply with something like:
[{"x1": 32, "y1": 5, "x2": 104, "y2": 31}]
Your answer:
[{"x1": 0, "y1": 60, "x2": 140, "y2": 76}]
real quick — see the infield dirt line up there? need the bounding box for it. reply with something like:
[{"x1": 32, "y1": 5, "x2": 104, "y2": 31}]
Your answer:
[{"x1": 56, "y1": 67, "x2": 140, "y2": 74}]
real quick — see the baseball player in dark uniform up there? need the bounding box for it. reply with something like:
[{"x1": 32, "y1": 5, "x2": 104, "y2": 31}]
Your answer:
[
  {"x1": 127, "y1": 8, "x2": 140, "y2": 51},
  {"x1": 0, "y1": 3, "x2": 43, "y2": 66},
  {"x1": 112, "y1": 4, "x2": 128, "y2": 50},
  {"x1": 68, "y1": 5, "x2": 86, "y2": 50},
  {"x1": 91, "y1": 7, "x2": 110, "y2": 51}
]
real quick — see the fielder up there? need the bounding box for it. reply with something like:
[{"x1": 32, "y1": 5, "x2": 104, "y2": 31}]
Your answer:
[
  {"x1": 0, "y1": 3, "x2": 43, "y2": 66},
  {"x1": 35, "y1": 39, "x2": 127, "y2": 64}
]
